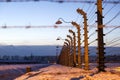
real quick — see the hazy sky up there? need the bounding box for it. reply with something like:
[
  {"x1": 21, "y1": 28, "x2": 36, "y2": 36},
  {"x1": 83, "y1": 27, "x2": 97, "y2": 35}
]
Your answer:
[
  {"x1": 0, "y1": 0, "x2": 119, "y2": 46},
  {"x1": 0, "y1": 1, "x2": 81, "y2": 45}
]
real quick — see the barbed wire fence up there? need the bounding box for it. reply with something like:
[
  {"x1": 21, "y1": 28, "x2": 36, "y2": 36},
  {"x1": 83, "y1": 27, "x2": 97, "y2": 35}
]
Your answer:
[{"x1": 0, "y1": 0, "x2": 120, "y2": 71}]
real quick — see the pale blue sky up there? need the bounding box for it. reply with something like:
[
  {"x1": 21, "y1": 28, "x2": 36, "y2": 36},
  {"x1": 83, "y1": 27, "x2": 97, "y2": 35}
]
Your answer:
[
  {"x1": 0, "y1": 1, "x2": 119, "y2": 46},
  {"x1": 0, "y1": 1, "x2": 84, "y2": 45}
]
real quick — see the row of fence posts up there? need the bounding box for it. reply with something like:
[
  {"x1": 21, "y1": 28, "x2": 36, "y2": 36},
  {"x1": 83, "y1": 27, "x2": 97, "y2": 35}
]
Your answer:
[
  {"x1": 56, "y1": 0, "x2": 105, "y2": 72},
  {"x1": 56, "y1": 9, "x2": 89, "y2": 70}
]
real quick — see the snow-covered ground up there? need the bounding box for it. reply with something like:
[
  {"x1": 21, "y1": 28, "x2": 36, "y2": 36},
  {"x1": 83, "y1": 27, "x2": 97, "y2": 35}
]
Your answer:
[
  {"x1": 15, "y1": 63, "x2": 120, "y2": 80},
  {"x1": 0, "y1": 64, "x2": 50, "y2": 80}
]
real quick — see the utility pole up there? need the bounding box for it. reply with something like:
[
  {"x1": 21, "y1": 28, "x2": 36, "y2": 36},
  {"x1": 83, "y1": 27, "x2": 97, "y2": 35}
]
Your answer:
[
  {"x1": 96, "y1": 0, "x2": 106, "y2": 72},
  {"x1": 69, "y1": 29, "x2": 77, "y2": 67},
  {"x1": 71, "y1": 22, "x2": 82, "y2": 68},
  {"x1": 67, "y1": 35, "x2": 73, "y2": 67},
  {"x1": 65, "y1": 39, "x2": 71, "y2": 66},
  {"x1": 64, "y1": 42, "x2": 69, "y2": 66},
  {"x1": 77, "y1": 8, "x2": 89, "y2": 70}
]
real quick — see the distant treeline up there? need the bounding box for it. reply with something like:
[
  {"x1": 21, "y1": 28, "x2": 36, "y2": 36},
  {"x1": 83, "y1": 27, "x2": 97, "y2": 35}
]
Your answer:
[
  {"x1": 0, "y1": 54, "x2": 56, "y2": 64},
  {"x1": 0, "y1": 54, "x2": 119, "y2": 64},
  {"x1": 89, "y1": 55, "x2": 120, "y2": 63}
]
